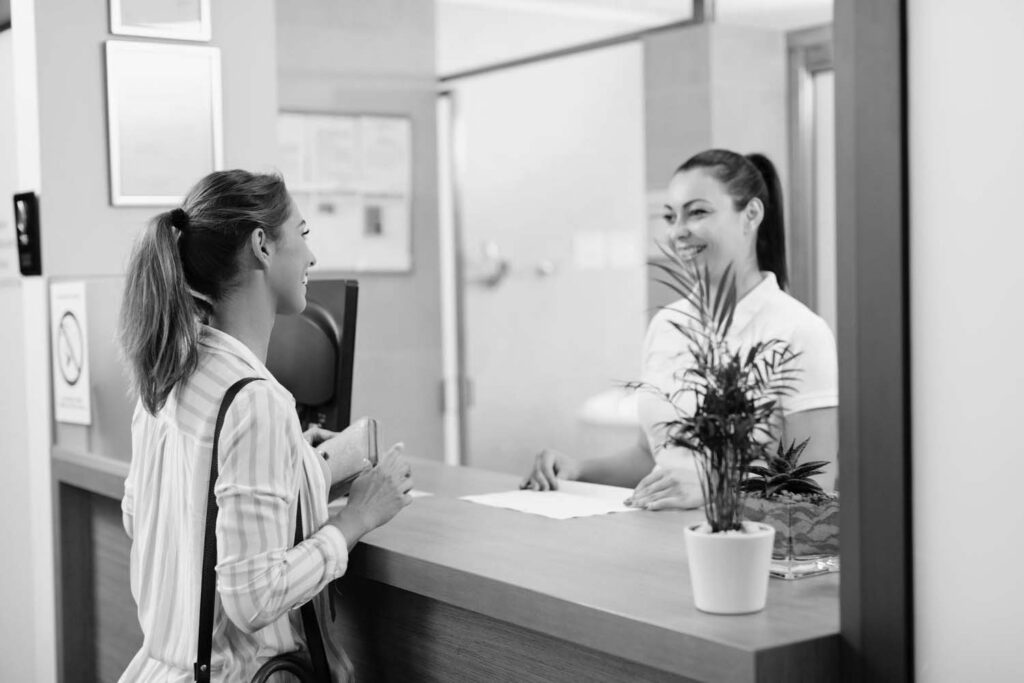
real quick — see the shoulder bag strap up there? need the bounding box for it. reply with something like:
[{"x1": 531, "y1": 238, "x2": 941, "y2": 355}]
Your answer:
[
  {"x1": 294, "y1": 503, "x2": 332, "y2": 681},
  {"x1": 195, "y1": 377, "x2": 264, "y2": 683}
]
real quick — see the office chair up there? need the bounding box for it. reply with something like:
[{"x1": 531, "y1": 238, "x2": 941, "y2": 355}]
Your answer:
[{"x1": 266, "y1": 280, "x2": 359, "y2": 432}]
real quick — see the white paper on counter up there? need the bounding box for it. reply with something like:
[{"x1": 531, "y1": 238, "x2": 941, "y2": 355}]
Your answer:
[
  {"x1": 460, "y1": 481, "x2": 638, "y2": 520},
  {"x1": 328, "y1": 489, "x2": 432, "y2": 512}
]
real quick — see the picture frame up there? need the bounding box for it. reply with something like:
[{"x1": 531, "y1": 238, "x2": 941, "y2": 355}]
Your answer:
[
  {"x1": 105, "y1": 41, "x2": 223, "y2": 206},
  {"x1": 109, "y1": 0, "x2": 212, "y2": 42}
]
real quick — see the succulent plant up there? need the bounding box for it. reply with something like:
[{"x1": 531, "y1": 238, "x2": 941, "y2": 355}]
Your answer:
[{"x1": 741, "y1": 438, "x2": 830, "y2": 499}]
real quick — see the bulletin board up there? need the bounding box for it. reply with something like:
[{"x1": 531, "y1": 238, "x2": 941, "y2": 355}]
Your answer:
[{"x1": 277, "y1": 112, "x2": 413, "y2": 273}]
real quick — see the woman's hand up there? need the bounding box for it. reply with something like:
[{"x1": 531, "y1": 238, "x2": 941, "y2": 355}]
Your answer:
[
  {"x1": 303, "y1": 425, "x2": 337, "y2": 447},
  {"x1": 625, "y1": 468, "x2": 703, "y2": 510},
  {"x1": 330, "y1": 444, "x2": 413, "y2": 543},
  {"x1": 520, "y1": 449, "x2": 581, "y2": 491}
]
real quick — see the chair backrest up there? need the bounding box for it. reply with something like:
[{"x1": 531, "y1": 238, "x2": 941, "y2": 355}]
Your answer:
[{"x1": 266, "y1": 280, "x2": 359, "y2": 431}]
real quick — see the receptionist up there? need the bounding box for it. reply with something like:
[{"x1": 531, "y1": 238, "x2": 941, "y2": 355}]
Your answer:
[{"x1": 522, "y1": 149, "x2": 838, "y2": 510}]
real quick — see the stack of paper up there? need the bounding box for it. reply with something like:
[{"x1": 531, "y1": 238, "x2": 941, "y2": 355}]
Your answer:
[{"x1": 460, "y1": 481, "x2": 638, "y2": 520}]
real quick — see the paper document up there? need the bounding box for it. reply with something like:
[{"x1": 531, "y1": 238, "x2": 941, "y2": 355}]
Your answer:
[
  {"x1": 328, "y1": 489, "x2": 432, "y2": 512},
  {"x1": 460, "y1": 481, "x2": 638, "y2": 520}
]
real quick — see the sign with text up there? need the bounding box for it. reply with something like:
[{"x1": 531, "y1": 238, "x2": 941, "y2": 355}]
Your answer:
[{"x1": 50, "y1": 282, "x2": 92, "y2": 425}]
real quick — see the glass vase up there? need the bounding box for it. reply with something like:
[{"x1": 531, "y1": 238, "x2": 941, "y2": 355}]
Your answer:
[{"x1": 742, "y1": 494, "x2": 840, "y2": 580}]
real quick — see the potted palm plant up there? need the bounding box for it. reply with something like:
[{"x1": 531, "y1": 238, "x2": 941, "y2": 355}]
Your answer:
[
  {"x1": 741, "y1": 438, "x2": 840, "y2": 580},
  {"x1": 633, "y1": 249, "x2": 801, "y2": 614}
]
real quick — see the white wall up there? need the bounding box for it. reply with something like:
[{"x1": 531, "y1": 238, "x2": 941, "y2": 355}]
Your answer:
[
  {"x1": 0, "y1": 27, "x2": 35, "y2": 683},
  {"x1": 0, "y1": 285, "x2": 30, "y2": 683},
  {"x1": 437, "y1": 2, "x2": 646, "y2": 75},
  {"x1": 277, "y1": 0, "x2": 445, "y2": 460},
  {"x1": 909, "y1": 1, "x2": 1024, "y2": 680}
]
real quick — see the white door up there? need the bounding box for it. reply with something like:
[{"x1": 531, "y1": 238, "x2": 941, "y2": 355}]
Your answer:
[{"x1": 443, "y1": 43, "x2": 647, "y2": 474}]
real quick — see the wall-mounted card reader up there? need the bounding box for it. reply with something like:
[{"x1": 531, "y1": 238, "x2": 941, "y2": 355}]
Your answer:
[{"x1": 13, "y1": 192, "x2": 41, "y2": 276}]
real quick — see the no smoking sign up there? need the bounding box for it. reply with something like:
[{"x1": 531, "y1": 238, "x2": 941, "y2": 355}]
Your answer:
[{"x1": 50, "y1": 282, "x2": 92, "y2": 425}]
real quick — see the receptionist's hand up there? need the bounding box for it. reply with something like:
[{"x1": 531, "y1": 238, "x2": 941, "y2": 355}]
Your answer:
[
  {"x1": 625, "y1": 468, "x2": 703, "y2": 510},
  {"x1": 520, "y1": 449, "x2": 581, "y2": 491}
]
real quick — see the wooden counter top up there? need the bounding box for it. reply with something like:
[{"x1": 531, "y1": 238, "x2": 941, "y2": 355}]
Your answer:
[{"x1": 343, "y1": 457, "x2": 840, "y2": 682}]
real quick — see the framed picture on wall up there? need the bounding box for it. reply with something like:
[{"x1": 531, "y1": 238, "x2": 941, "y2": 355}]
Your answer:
[
  {"x1": 105, "y1": 41, "x2": 223, "y2": 206},
  {"x1": 110, "y1": 0, "x2": 212, "y2": 42}
]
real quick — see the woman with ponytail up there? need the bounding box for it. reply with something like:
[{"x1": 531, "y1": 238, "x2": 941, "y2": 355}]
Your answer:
[
  {"x1": 118, "y1": 170, "x2": 413, "y2": 681},
  {"x1": 522, "y1": 150, "x2": 838, "y2": 511}
]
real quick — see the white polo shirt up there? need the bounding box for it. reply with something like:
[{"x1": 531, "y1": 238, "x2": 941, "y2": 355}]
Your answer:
[{"x1": 637, "y1": 271, "x2": 838, "y2": 473}]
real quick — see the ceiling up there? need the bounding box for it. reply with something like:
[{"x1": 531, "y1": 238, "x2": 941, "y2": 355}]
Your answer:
[
  {"x1": 438, "y1": 0, "x2": 688, "y2": 24},
  {"x1": 437, "y1": 0, "x2": 832, "y2": 75},
  {"x1": 438, "y1": 0, "x2": 832, "y2": 28}
]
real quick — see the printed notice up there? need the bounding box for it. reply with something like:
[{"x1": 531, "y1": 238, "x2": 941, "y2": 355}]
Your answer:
[
  {"x1": 460, "y1": 481, "x2": 639, "y2": 520},
  {"x1": 50, "y1": 282, "x2": 92, "y2": 425},
  {"x1": 277, "y1": 113, "x2": 413, "y2": 272},
  {"x1": 359, "y1": 116, "x2": 411, "y2": 195}
]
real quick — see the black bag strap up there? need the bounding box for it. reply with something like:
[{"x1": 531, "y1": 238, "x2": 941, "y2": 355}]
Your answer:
[
  {"x1": 195, "y1": 377, "x2": 263, "y2": 682},
  {"x1": 295, "y1": 504, "x2": 331, "y2": 681},
  {"x1": 193, "y1": 377, "x2": 333, "y2": 683}
]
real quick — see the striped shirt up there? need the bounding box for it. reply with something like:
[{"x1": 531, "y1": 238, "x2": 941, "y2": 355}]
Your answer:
[{"x1": 120, "y1": 325, "x2": 350, "y2": 682}]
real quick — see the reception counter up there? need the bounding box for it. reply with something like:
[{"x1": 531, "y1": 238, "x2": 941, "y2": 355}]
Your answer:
[{"x1": 326, "y1": 458, "x2": 840, "y2": 682}]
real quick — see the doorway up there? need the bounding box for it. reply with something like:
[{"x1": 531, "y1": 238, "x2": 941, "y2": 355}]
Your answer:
[{"x1": 438, "y1": 43, "x2": 647, "y2": 474}]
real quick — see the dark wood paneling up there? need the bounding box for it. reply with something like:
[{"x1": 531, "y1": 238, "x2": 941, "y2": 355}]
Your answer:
[
  {"x1": 834, "y1": 0, "x2": 913, "y2": 680},
  {"x1": 58, "y1": 484, "x2": 96, "y2": 683},
  {"x1": 57, "y1": 484, "x2": 141, "y2": 683},
  {"x1": 329, "y1": 576, "x2": 698, "y2": 683},
  {"x1": 92, "y1": 496, "x2": 142, "y2": 682},
  {"x1": 755, "y1": 639, "x2": 841, "y2": 683}
]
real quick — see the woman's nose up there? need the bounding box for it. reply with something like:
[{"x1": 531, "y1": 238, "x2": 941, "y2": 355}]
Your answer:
[{"x1": 667, "y1": 216, "x2": 690, "y2": 240}]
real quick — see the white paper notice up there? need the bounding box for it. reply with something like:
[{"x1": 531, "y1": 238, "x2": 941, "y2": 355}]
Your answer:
[
  {"x1": 461, "y1": 481, "x2": 638, "y2": 520},
  {"x1": 359, "y1": 116, "x2": 411, "y2": 195},
  {"x1": 277, "y1": 114, "x2": 307, "y2": 186},
  {"x1": 311, "y1": 116, "x2": 359, "y2": 189},
  {"x1": 50, "y1": 282, "x2": 92, "y2": 425}
]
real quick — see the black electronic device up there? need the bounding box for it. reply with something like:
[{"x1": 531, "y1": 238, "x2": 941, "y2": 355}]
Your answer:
[
  {"x1": 266, "y1": 280, "x2": 359, "y2": 432},
  {"x1": 13, "y1": 191, "x2": 41, "y2": 276}
]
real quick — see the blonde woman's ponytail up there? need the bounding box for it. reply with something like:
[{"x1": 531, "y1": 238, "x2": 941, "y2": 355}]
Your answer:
[{"x1": 119, "y1": 211, "x2": 201, "y2": 414}]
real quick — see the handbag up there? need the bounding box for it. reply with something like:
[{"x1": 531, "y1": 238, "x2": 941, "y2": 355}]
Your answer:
[{"x1": 194, "y1": 377, "x2": 349, "y2": 683}]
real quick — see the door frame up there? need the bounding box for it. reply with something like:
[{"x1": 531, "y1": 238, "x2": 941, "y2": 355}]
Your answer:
[
  {"x1": 787, "y1": 23, "x2": 835, "y2": 312},
  {"x1": 835, "y1": 0, "x2": 912, "y2": 679}
]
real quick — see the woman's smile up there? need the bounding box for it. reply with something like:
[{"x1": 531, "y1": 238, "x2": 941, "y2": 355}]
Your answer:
[{"x1": 674, "y1": 242, "x2": 707, "y2": 260}]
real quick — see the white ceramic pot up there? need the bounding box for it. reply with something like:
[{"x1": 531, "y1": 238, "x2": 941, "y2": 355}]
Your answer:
[{"x1": 683, "y1": 521, "x2": 775, "y2": 614}]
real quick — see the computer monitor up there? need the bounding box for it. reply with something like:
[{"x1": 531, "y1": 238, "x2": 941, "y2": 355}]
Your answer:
[{"x1": 266, "y1": 280, "x2": 358, "y2": 432}]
